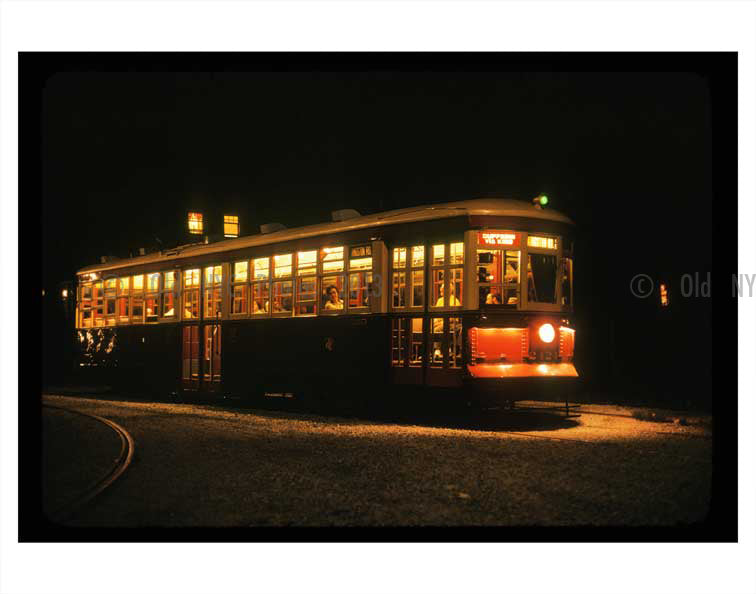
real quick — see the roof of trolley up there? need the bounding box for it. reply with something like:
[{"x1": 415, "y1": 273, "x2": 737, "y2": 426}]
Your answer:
[{"x1": 77, "y1": 198, "x2": 575, "y2": 275}]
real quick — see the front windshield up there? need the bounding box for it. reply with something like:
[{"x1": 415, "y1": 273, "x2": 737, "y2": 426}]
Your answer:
[{"x1": 527, "y1": 253, "x2": 558, "y2": 304}]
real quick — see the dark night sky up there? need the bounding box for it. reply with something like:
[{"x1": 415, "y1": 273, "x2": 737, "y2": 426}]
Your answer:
[
  {"x1": 41, "y1": 69, "x2": 711, "y2": 277},
  {"x1": 38, "y1": 57, "x2": 720, "y2": 401}
]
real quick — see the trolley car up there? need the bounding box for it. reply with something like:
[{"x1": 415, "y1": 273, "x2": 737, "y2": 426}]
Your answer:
[{"x1": 73, "y1": 197, "x2": 577, "y2": 406}]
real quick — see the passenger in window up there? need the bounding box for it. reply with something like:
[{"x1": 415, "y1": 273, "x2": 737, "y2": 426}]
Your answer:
[
  {"x1": 324, "y1": 285, "x2": 344, "y2": 310},
  {"x1": 505, "y1": 261, "x2": 519, "y2": 282},
  {"x1": 434, "y1": 284, "x2": 461, "y2": 308},
  {"x1": 485, "y1": 291, "x2": 502, "y2": 305}
]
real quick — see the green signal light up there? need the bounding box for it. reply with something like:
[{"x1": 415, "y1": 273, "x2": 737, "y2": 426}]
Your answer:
[{"x1": 539, "y1": 195, "x2": 549, "y2": 205}]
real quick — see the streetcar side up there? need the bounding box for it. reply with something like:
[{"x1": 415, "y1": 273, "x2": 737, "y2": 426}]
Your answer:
[{"x1": 71, "y1": 198, "x2": 577, "y2": 407}]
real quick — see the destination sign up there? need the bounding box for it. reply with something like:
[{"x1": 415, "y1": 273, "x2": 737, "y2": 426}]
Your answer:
[{"x1": 477, "y1": 231, "x2": 521, "y2": 247}]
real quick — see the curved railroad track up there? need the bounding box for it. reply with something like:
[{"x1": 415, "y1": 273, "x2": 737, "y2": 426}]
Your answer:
[{"x1": 43, "y1": 403, "x2": 135, "y2": 522}]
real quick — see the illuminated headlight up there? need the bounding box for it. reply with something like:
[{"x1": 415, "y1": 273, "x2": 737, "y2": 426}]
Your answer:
[{"x1": 538, "y1": 323, "x2": 555, "y2": 343}]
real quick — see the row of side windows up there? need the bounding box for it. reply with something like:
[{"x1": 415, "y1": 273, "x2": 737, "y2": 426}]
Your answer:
[
  {"x1": 77, "y1": 245, "x2": 375, "y2": 327},
  {"x1": 391, "y1": 317, "x2": 463, "y2": 368},
  {"x1": 390, "y1": 242, "x2": 464, "y2": 310}
]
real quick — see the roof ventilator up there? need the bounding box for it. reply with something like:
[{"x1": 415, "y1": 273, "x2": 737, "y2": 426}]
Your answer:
[
  {"x1": 260, "y1": 222, "x2": 287, "y2": 234},
  {"x1": 331, "y1": 209, "x2": 361, "y2": 222}
]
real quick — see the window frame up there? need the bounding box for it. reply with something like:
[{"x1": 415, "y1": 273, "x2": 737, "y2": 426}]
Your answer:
[
  {"x1": 271, "y1": 253, "x2": 294, "y2": 317},
  {"x1": 319, "y1": 245, "x2": 346, "y2": 315},
  {"x1": 161, "y1": 271, "x2": 177, "y2": 319},
  {"x1": 129, "y1": 275, "x2": 144, "y2": 323},
  {"x1": 182, "y1": 268, "x2": 200, "y2": 320},
  {"x1": 295, "y1": 250, "x2": 318, "y2": 317},
  {"x1": 203, "y1": 265, "x2": 223, "y2": 320},
  {"x1": 429, "y1": 241, "x2": 464, "y2": 311},
  {"x1": 231, "y1": 261, "x2": 249, "y2": 317},
  {"x1": 346, "y1": 244, "x2": 373, "y2": 313},
  {"x1": 390, "y1": 245, "x2": 425, "y2": 312},
  {"x1": 523, "y1": 232, "x2": 563, "y2": 312},
  {"x1": 145, "y1": 272, "x2": 161, "y2": 323},
  {"x1": 250, "y1": 256, "x2": 271, "y2": 317}
]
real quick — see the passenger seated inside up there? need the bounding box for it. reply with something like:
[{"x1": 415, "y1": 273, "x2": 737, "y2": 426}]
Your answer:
[
  {"x1": 435, "y1": 283, "x2": 460, "y2": 308},
  {"x1": 323, "y1": 284, "x2": 344, "y2": 310},
  {"x1": 485, "y1": 291, "x2": 502, "y2": 305},
  {"x1": 253, "y1": 299, "x2": 269, "y2": 314}
]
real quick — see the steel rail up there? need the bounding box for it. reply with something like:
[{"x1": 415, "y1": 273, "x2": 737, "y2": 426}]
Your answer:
[{"x1": 44, "y1": 403, "x2": 135, "y2": 522}]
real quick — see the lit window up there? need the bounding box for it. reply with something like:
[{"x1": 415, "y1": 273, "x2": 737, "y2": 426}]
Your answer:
[
  {"x1": 410, "y1": 318, "x2": 424, "y2": 366},
  {"x1": 204, "y1": 265, "x2": 222, "y2": 318},
  {"x1": 145, "y1": 295, "x2": 159, "y2": 322},
  {"x1": 349, "y1": 245, "x2": 372, "y2": 271},
  {"x1": 393, "y1": 244, "x2": 425, "y2": 310},
  {"x1": 131, "y1": 296, "x2": 144, "y2": 322},
  {"x1": 78, "y1": 283, "x2": 93, "y2": 328},
  {"x1": 431, "y1": 269, "x2": 445, "y2": 307},
  {"x1": 130, "y1": 276, "x2": 144, "y2": 322},
  {"x1": 392, "y1": 270, "x2": 406, "y2": 308},
  {"x1": 234, "y1": 261, "x2": 248, "y2": 283},
  {"x1": 163, "y1": 271, "x2": 176, "y2": 291},
  {"x1": 450, "y1": 242, "x2": 464, "y2": 265},
  {"x1": 183, "y1": 290, "x2": 199, "y2": 319},
  {"x1": 183, "y1": 269, "x2": 200, "y2": 288},
  {"x1": 117, "y1": 293, "x2": 129, "y2": 322},
  {"x1": 205, "y1": 265, "x2": 222, "y2": 286},
  {"x1": 477, "y1": 247, "x2": 520, "y2": 307},
  {"x1": 527, "y1": 235, "x2": 558, "y2": 250},
  {"x1": 233, "y1": 284, "x2": 248, "y2": 315},
  {"x1": 253, "y1": 257, "x2": 270, "y2": 280},
  {"x1": 147, "y1": 272, "x2": 161, "y2": 292},
  {"x1": 430, "y1": 318, "x2": 444, "y2": 366},
  {"x1": 93, "y1": 281, "x2": 104, "y2": 326},
  {"x1": 295, "y1": 276, "x2": 317, "y2": 316},
  {"x1": 411, "y1": 246, "x2": 425, "y2": 267},
  {"x1": 183, "y1": 269, "x2": 200, "y2": 319},
  {"x1": 188, "y1": 212, "x2": 203, "y2": 235},
  {"x1": 321, "y1": 275, "x2": 345, "y2": 313},
  {"x1": 252, "y1": 258, "x2": 270, "y2": 315},
  {"x1": 252, "y1": 281, "x2": 269, "y2": 315},
  {"x1": 321, "y1": 246, "x2": 344, "y2": 273},
  {"x1": 145, "y1": 273, "x2": 160, "y2": 323},
  {"x1": 232, "y1": 263, "x2": 249, "y2": 314},
  {"x1": 431, "y1": 241, "x2": 463, "y2": 308},
  {"x1": 393, "y1": 247, "x2": 406, "y2": 268},
  {"x1": 224, "y1": 215, "x2": 239, "y2": 238},
  {"x1": 349, "y1": 271, "x2": 372, "y2": 309},
  {"x1": 274, "y1": 254, "x2": 292, "y2": 278},
  {"x1": 104, "y1": 279, "x2": 117, "y2": 326},
  {"x1": 660, "y1": 283, "x2": 668, "y2": 307},
  {"x1": 118, "y1": 277, "x2": 129, "y2": 295},
  {"x1": 271, "y1": 280, "x2": 293, "y2": 314},
  {"x1": 162, "y1": 271, "x2": 177, "y2": 318},
  {"x1": 297, "y1": 251, "x2": 317, "y2": 275}
]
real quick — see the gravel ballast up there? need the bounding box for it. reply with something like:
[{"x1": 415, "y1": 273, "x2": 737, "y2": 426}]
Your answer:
[{"x1": 42, "y1": 394, "x2": 712, "y2": 527}]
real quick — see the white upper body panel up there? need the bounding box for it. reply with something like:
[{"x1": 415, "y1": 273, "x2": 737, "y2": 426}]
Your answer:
[{"x1": 77, "y1": 198, "x2": 574, "y2": 275}]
